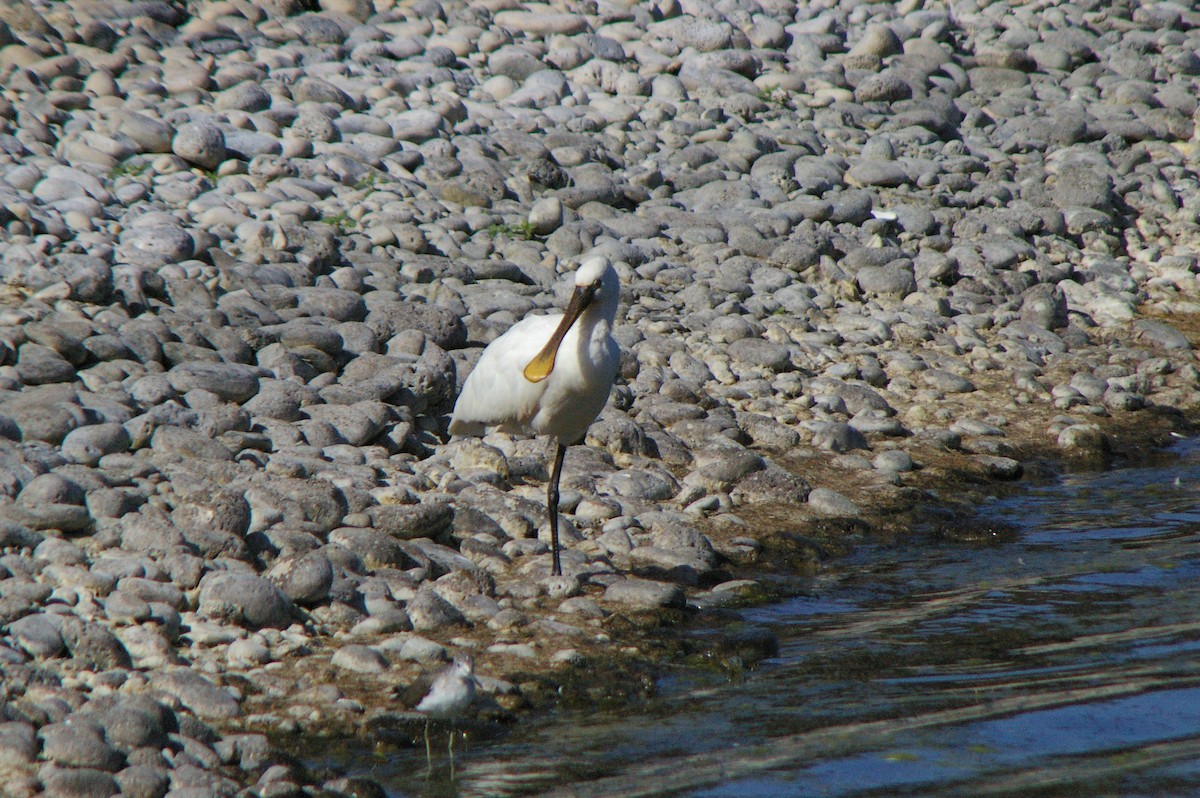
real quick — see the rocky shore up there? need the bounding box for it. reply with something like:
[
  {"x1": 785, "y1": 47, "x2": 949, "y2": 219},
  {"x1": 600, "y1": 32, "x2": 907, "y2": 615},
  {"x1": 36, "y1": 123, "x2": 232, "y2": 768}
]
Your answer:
[{"x1": 2, "y1": 0, "x2": 1200, "y2": 793}]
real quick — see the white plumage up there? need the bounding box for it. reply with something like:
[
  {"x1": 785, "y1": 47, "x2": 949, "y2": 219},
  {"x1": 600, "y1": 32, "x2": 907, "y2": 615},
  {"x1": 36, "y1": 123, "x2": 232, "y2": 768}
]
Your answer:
[
  {"x1": 416, "y1": 655, "x2": 476, "y2": 719},
  {"x1": 415, "y1": 655, "x2": 477, "y2": 773},
  {"x1": 450, "y1": 256, "x2": 621, "y2": 575}
]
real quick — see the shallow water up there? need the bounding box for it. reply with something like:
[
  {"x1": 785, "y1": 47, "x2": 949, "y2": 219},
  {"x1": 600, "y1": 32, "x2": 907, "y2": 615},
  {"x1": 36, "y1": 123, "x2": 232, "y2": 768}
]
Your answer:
[{"x1": 314, "y1": 438, "x2": 1200, "y2": 797}]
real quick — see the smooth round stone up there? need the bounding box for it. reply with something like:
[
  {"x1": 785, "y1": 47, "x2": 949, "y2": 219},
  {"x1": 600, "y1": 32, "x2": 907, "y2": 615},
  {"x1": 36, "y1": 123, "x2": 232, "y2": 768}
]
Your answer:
[
  {"x1": 167, "y1": 362, "x2": 260, "y2": 402},
  {"x1": 40, "y1": 766, "x2": 119, "y2": 798},
  {"x1": 223, "y1": 129, "x2": 282, "y2": 159},
  {"x1": 391, "y1": 110, "x2": 446, "y2": 143},
  {"x1": 19, "y1": 473, "x2": 85, "y2": 506},
  {"x1": 172, "y1": 122, "x2": 226, "y2": 169},
  {"x1": 61, "y1": 423, "x2": 132, "y2": 465},
  {"x1": 873, "y1": 450, "x2": 914, "y2": 472},
  {"x1": 494, "y1": 10, "x2": 587, "y2": 34},
  {"x1": 15, "y1": 343, "x2": 75, "y2": 385},
  {"x1": 114, "y1": 111, "x2": 175, "y2": 153},
  {"x1": 603, "y1": 578, "x2": 685, "y2": 609},
  {"x1": 855, "y1": 72, "x2": 913, "y2": 102},
  {"x1": 807, "y1": 487, "x2": 861, "y2": 516},
  {"x1": 266, "y1": 549, "x2": 334, "y2": 605},
  {"x1": 331, "y1": 644, "x2": 388, "y2": 673},
  {"x1": 393, "y1": 635, "x2": 449, "y2": 663},
  {"x1": 215, "y1": 82, "x2": 272, "y2": 112},
  {"x1": 810, "y1": 422, "x2": 868, "y2": 453},
  {"x1": 528, "y1": 196, "x2": 563, "y2": 234},
  {"x1": 9, "y1": 613, "x2": 66, "y2": 657},
  {"x1": 104, "y1": 590, "x2": 153, "y2": 623},
  {"x1": 40, "y1": 723, "x2": 123, "y2": 770},
  {"x1": 197, "y1": 573, "x2": 296, "y2": 630},
  {"x1": 1058, "y1": 423, "x2": 1108, "y2": 454},
  {"x1": 151, "y1": 670, "x2": 241, "y2": 720},
  {"x1": 848, "y1": 24, "x2": 903, "y2": 61},
  {"x1": 922, "y1": 369, "x2": 977, "y2": 393},
  {"x1": 115, "y1": 765, "x2": 170, "y2": 798},
  {"x1": 227, "y1": 636, "x2": 272, "y2": 668},
  {"x1": 118, "y1": 225, "x2": 194, "y2": 261},
  {"x1": 406, "y1": 589, "x2": 467, "y2": 632}
]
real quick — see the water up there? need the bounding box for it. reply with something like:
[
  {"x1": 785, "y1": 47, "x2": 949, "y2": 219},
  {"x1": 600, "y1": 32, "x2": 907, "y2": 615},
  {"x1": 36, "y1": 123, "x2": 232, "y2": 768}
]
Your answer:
[{"x1": 314, "y1": 439, "x2": 1200, "y2": 797}]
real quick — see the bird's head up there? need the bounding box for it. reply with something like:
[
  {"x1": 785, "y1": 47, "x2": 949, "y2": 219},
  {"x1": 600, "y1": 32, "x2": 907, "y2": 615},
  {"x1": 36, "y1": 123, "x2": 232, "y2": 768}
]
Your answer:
[
  {"x1": 523, "y1": 256, "x2": 616, "y2": 383},
  {"x1": 451, "y1": 654, "x2": 475, "y2": 677}
]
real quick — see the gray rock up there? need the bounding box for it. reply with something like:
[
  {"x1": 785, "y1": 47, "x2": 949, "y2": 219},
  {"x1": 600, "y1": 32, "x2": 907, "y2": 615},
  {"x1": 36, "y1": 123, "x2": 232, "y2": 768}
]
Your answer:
[
  {"x1": 215, "y1": 82, "x2": 272, "y2": 112},
  {"x1": 197, "y1": 573, "x2": 296, "y2": 629},
  {"x1": 266, "y1": 549, "x2": 333, "y2": 605},
  {"x1": 331, "y1": 644, "x2": 388, "y2": 673},
  {"x1": 172, "y1": 123, "x2": 226, "y2": 169},
  {"x1": 39, "y1": 766, "x2": 120, "y2": 798},
  {"x1": 40, "y1": 723, "x2": 123, "y2": 771},
  {"x1": 604, "y1": 578, "x2": 685, "y2": 609},
  {"x1": 327, "y1": 528, "x2": 414, "y2": 570},
  {"x1": 114, "y1": 111, "x2": 174, "y2": 153},
  {"x1": 95, "y1": 698, "x2": 170, "y2": 753},
  {"x1": 0, "y1": 721, "x2": 36, "y2": 767},
  {"x1": 19, "y1": 473, "x2": 85, "y2": 506},
  {"x1": 9, "y1": 612, "x2": 66, "y2": 657},
  {"x1": 118, "y1": 225, "x2": 194, "y2": 263},
  {"x1": 1022, "y1": 284, "x2": 1069, "y2": 330},
  {"x1": 810, "y1": 422, "x2": 869, "y2": 453},
  {"x1": 873, "y1": 450, "x2": 915, "y2": 472},
  {"x1": 807, "y1": 487, "x2": 861, "y2": 516},
  {"x1": 58, "y1": 616, "x2": 132, "y2": 669},
  {"x1": 150, "y1": 426, "x2": 234, "y2": 461},
  {"x1": 406, "y1": 588, "x2": 468, "y2": 632},
  {"x1": 61, "y1": 423, "x2": 131, "y2": 465},
  {"x1": 855, "y1": 72, "x2": 913, "y2": 102},
  {"x1": 167, "y1": 362, "x2": 261, "y2": 403},
  {"x1": 727, "y1": 338, "x2": 792, "y2": 373},
  {"x1": 150, "y1": 670, "x2": 240, "y2": 720},
  {"x1": 16, "y1": 342, "x2": 75, "y2": 385},
  {"x1": 114, "y1": 765, "x2": 170, "y2": 798},
  {"x1": 367, "y1": 501, "x2": 453, "y2": 541},
  {"x1": 922, "y1": 369, "x2": 977, "y2": 393},
  {"x1": 857, "y1": 264, "x2": 916, "y2": 297}
]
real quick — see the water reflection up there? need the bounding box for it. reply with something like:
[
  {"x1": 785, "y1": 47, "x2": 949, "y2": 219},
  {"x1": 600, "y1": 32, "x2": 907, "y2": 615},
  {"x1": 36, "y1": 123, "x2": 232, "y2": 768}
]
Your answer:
[{"x1": 314, "y1": 440, "x2": 1200, "y2": 797}]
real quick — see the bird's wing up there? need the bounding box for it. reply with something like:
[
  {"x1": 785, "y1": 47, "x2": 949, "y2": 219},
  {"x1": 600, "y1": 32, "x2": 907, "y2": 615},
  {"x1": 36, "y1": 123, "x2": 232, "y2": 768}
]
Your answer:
[{"x1": 449, "y1": 314, "x2": 560, "y2": 436}]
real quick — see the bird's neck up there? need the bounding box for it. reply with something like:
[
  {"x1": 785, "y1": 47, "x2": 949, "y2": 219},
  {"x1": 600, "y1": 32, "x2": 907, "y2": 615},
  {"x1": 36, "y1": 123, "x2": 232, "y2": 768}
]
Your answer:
[{"x1": 579, "y1": 293, "x2": 617, "y2": 342}]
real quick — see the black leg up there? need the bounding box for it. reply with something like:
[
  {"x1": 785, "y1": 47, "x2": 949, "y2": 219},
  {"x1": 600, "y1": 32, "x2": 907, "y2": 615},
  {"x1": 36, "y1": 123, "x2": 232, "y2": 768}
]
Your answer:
[
  {"x1": 423, "y1": 717, "x2": 432, "y2": 774},
  {"x1": 548, "y1": 442, "x2": 567, "y2": 576}
]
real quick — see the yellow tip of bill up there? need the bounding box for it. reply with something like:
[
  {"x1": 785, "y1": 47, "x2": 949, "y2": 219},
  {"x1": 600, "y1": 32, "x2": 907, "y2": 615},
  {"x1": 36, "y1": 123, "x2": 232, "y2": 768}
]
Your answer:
[{"x1": 523, "y1": 349, "x2": 555, "y2": 383}]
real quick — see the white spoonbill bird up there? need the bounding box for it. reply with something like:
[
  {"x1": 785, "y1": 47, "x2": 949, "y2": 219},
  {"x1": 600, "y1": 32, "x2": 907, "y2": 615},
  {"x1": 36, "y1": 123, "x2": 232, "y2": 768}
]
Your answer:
[{"x1": 449, "y1": 256, "x2": 621, "y2": 576}]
